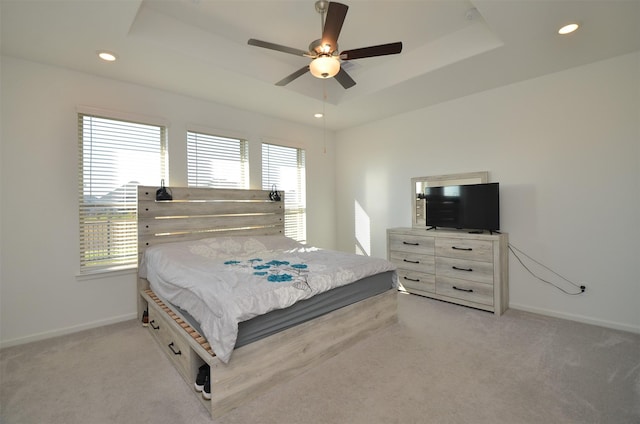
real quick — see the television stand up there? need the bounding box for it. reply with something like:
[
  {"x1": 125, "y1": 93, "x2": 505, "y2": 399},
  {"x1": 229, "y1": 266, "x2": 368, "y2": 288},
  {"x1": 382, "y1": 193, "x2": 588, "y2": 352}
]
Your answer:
[{"x1": 387, "y1": 227, "x2": 509, "y2": 315}]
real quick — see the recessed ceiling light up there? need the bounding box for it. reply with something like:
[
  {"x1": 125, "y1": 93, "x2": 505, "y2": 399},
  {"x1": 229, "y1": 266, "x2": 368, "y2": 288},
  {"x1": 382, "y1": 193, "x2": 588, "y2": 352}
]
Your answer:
[
  {"x1": 314, "y1": 113, "x2": 324, "y2": 118},
  {"x1": 97, "y1": 51, "x2": 117, "y2": 62},
  {"x1": 558, "y1": 23, "x2": 579, "y2": 35}
]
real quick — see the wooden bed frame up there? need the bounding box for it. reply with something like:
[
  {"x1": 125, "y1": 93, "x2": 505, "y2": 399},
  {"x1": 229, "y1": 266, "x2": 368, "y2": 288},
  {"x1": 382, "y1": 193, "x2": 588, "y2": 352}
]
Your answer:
[{"x1": 137, "y1": 186, "x2": 398, "y2": 418}]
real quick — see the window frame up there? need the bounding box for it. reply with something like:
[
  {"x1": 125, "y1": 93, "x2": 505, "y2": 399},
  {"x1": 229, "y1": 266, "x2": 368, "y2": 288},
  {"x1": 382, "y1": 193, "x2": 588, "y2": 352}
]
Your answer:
[
  {"x1": 261, "y1": 142, "x2": 307, "y2": 242},
  {"x1": 77, "y1": 111, "x2": 168, "y2": 275}
]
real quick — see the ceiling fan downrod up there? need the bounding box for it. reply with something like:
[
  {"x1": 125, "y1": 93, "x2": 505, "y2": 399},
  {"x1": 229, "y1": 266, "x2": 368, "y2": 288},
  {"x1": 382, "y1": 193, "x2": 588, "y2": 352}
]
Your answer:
[{"x1": 315, "y1": 0, "x2": 329, "y2": 32}]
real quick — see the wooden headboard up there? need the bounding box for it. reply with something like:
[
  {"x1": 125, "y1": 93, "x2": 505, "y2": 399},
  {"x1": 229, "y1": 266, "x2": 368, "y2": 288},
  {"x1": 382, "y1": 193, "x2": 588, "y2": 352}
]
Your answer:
[{"x1": 137, "y1": 185, "x2": 284, "y2": 257}]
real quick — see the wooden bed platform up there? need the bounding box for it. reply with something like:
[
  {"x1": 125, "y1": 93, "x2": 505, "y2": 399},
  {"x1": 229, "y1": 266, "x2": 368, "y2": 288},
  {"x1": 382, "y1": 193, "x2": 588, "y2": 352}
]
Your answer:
[{"x1": 137, "y1": 186, "x2": 398, "y2": 418}]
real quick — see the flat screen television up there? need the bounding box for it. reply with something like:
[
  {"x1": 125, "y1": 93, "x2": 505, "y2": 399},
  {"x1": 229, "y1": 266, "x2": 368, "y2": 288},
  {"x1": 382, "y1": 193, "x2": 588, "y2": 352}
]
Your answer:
[{"x1": 423, "y1": 182, "x2": 500, "y2": 232}]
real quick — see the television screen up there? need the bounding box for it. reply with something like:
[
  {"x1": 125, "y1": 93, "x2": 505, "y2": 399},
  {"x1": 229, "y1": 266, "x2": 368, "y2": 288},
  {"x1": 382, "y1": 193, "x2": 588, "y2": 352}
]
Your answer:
[{"x1": 425, "y1": 182, "x2": 499, "y2": 232}]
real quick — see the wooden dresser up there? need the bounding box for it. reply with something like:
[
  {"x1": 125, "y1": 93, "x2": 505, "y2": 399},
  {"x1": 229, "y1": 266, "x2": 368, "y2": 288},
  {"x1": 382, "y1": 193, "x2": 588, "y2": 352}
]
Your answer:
[{"x1": 387, "y1": 227, "x2": 508, "y2": 315}]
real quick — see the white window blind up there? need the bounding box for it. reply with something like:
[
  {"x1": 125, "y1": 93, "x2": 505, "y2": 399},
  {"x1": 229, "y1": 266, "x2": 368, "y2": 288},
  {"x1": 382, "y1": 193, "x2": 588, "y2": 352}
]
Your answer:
[
  {"x1": 187, "y1": 131, "x2": 248, "y2": 188},
  {"x1": 78, "y1": 114, "x2": 167, "y2": 273},
  {"x1": 262, "y1": 143, "x2": 306, "y2": 242}
]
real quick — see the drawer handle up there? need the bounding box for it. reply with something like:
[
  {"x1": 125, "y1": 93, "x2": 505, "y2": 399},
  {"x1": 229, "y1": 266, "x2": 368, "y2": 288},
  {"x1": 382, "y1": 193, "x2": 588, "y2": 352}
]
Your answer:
[
  {"x1": 150, "y1": 320, "x2": 160, "y2": 330},
  {"x1": 403, "y1": 259, "x2": 420, "y2": 264},
  {"x1": 403, "y1": 276, "x2": 420, "y2": 282},
  {"x1": 403, "y1": 241, "x2": 419, "y2": 246},
  {"x1": 452, "y1": 266, "x2": 473, "y2": 272},
  {"x1": 453, "y1": 286, "x2": 474, "y2": 293},
  {"x1": 452, "y1": 246, "x2": 472, "y2": 251},
  {"x1": 168, "y1": 342, "x2": 182, "y2": 355}
]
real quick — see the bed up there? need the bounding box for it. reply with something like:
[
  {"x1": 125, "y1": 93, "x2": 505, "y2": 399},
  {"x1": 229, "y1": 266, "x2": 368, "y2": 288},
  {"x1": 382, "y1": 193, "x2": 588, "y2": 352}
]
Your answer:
[{"x1": 137, "y1": 186, "x2": 398, "y2": 418}]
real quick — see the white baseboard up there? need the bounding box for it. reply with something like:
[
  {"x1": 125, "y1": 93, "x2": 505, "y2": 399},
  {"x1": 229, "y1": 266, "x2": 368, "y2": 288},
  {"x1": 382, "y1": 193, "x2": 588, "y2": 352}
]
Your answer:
[
  {"x1": 509, "y1": 303, "x2": 640, "y2": 335},
  {"x1": 0, "y1": 312, "x2": 137, "y2": 350}
]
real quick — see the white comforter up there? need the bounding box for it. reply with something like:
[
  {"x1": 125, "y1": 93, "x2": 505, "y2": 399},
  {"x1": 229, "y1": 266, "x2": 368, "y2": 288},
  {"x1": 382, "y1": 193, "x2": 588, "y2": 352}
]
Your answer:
[{"x1": 139, "y1": 235, "x2": 397, "y2": 363}]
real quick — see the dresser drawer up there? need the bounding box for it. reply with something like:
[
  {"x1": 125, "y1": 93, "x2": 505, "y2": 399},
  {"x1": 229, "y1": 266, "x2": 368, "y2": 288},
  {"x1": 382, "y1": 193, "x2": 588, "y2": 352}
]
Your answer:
[
  {"x1": 148, "y1": 307, "x2": 193, "y2": 382},
  {"x1": 436, "y1": 275, "x2": 493, "y2": 306},
  {"x1": 435, "y1": 256, "x2": 494, "y2": 285},
  {"x1": 397, "y1": 269, "x2": 435, "y2": 294},
  {"x1": 435, "y1": 237, "x2": 493, "y2": 262},
  {"x1": 388, "y1": 232, "x2": 434, "y2": 255},
  {"x1": 389, "y1": 251, "x2": 435, "y2": 274}
]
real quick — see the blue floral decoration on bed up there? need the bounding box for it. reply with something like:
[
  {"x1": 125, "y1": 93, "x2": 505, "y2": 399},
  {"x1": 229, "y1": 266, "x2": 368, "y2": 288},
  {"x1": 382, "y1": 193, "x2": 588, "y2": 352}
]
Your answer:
[
  {"x1": 223, "y1": 257, "x2": 310, "y2": 290},
  {"x1": 268, "y1": 274, "x2": 293, "y2": 282},
  {"x1": 266, "y1": 260, "x2": 290, "y2": 266}
]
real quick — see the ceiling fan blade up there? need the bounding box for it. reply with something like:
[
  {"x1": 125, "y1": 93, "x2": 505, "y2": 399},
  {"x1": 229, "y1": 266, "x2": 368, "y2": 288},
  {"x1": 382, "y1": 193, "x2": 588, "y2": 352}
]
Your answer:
[
  {"x1": 340, "y1": 42, "x2": 403, "y2": 60},
  {"x1": 321, "y1": 2, "x2": 348, "y2": 51},
  {"x1": 248, "y1": 39, "x2": 308, "y2": 57},
  {"x1": 275, "y1": 66, "x2": 310, "y2": 86},
  {"x1": 334, "y1": 68, "x2": 356, "y2": 89}
]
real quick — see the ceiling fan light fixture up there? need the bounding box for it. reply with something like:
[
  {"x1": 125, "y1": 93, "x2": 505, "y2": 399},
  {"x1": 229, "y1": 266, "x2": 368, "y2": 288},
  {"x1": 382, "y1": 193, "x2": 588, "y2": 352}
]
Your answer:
[{"x1": 309, "y1": 55, "x2": 340, "y2": 79}]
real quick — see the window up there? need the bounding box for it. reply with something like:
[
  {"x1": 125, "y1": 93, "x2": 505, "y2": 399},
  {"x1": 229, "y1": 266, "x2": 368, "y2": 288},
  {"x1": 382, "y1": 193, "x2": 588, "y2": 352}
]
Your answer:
[
  {"x1": 262, "y1": 143, "x2": 306, "y2": 242},
  {"x1": 78, "y1": 113, "x2": 167, "y2": 273},
  {"x1": 187, "y1": 131, "x2": 248, "y2": 188}
]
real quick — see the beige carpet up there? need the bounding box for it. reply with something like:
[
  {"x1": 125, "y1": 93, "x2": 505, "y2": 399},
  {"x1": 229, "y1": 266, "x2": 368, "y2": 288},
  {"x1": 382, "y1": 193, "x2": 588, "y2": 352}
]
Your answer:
[{"x1": 1, "y1": 293, "x2": 639, "y2": 424}]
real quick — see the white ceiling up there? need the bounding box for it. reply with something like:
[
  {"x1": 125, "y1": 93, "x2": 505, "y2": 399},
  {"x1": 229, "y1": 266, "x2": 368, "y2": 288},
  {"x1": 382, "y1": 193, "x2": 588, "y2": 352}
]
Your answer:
[{"x1": 2, "y1": 0, "x2": 639, "y2": 130}]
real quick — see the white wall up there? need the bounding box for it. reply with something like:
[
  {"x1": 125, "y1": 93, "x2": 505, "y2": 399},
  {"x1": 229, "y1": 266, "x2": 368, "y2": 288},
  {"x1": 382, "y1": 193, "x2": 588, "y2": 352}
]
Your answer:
[
  {"x1": 335, "y1": 52, "x2": 640, "y2": 333},
  {"x1": 0, "y1": 56, "x2": 337, "y2": 347}
]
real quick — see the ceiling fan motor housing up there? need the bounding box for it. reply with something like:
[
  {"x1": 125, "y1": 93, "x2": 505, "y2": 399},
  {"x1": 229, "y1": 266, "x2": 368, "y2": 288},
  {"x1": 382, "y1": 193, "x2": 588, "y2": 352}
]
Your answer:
[{"x1": 309, "y1": 39, "x2": 338, "y2": 56}]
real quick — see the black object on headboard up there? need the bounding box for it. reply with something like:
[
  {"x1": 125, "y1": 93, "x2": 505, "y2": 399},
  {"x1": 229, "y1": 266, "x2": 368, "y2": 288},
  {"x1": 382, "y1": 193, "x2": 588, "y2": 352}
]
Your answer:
[
  {"x1": 156, "y1": 179, "x2": 173, "y2": 201},
  {"x1": 269, "y1": 185, "x2": 281, "y2": 202}
]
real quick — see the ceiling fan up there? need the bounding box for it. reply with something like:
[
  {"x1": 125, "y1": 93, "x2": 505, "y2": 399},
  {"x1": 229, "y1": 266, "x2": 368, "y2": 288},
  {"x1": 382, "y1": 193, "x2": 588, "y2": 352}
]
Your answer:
[{"x1": 248, "y1": 0, "x2": 402, "y2": 89}]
